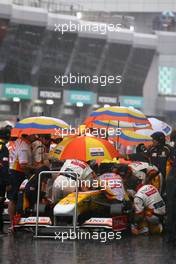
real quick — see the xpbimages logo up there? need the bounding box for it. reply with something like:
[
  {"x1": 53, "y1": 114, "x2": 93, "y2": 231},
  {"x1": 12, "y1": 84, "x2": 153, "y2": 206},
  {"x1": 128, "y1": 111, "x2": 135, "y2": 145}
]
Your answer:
[
  {"x1": 54, "y1": 73, "x2": 122, "y2": 87},
  {"x1": 53, "y1": 178, "x2": 120, "y2": 191},
  {"x1": 54, "y1": 21, "x2": 121, "y2": 35},
  {"x1": 54, "y1": 230, "x2": 122, "y2": 242},
  {"x1": 54, "y1": 126, "x2": 122, "y2": 138}
]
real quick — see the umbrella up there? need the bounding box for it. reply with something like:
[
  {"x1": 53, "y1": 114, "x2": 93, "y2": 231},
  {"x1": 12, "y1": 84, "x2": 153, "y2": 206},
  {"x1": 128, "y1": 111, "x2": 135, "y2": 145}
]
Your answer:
[
  {"x1": 136, "y1": 118, "x2": 172, "y2": 138},
  {"x1": 11, "y1": 116, "x2": 69, "y2": 137},
  {"x1": 148, "y1": 118, "x2": 172, "y2": 136},
  {"x1": 110, "y1": 130, "x2": 152, "y2": 147},
  {"x1": 49, "y1": 135, "x2": 119, "y2": 162},
  {"x1": 0, "y1": 120, "x2": 14, "y2": 128},
  {"x1": 49, "y1": 136, "x2": 74, "y2": 158},
  {"x1": 84, "y1": 106, "x2": 150, "y2": 126},
  {"x1": 137, "y1": 129, "x2": 154, "y2": 137},
  {"x1": 162, "y1": 11, "x2": 175, "y2": 17},
  {"x1": 91, "y1": 120, "x2": 149, "y2": 130}
]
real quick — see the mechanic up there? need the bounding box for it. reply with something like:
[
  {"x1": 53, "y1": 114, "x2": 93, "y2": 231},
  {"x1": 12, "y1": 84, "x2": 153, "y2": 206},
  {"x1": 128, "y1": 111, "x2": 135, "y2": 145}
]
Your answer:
[
  {"x1": 24, "y1": 135, "x2": 51, "y2": 209},
  {"x1": 7, "y1": 134, "x2": 32, "y2": 231},
  {"x1": 0, "y1": 128, "x2": 10, "y2": 235},
  {"x1": 99, "y1": 172, "x2": 126, "y2": 201},
  {"x1": 16, "y1": 134, "x2": 51, "y2": 216},
  {"x1": 131, "y1": 184, "x2": 166, "y2": 235},
  {"x1": 147, "y1": 132, "x2": 171, "y2": 194},
  {"x1": 129, "y1": 161, "x2": 163, "y2": 193},
  {"x1": 52, "y1": 159, "x2": 97, "y2": 203},
  {"x1": 112, "y1": 164, "x2": 142, "y2": 199}
]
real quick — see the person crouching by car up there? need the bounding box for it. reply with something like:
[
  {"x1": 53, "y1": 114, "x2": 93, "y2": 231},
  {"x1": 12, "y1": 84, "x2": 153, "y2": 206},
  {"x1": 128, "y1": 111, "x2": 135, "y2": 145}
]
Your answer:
[
  {"x1": 52, "y1": 159, "x2": 97, "y2": 203},
  {"x1": 113, "y1": 164, "x2": 142, "y2": 199},
  {"x1": 131, "y1": 184, "x2": 166, "y2": 235}
]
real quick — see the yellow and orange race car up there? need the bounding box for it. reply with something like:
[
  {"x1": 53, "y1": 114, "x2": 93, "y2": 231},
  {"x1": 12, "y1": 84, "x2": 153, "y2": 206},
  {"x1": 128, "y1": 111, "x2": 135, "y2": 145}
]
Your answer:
[{"x1": 14, "y1": 173, "x2": 132, "y2": 234}]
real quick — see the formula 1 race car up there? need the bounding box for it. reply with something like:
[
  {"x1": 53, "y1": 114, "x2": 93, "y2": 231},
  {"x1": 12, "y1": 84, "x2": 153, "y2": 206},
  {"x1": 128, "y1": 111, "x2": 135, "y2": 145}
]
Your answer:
[
  {"x1": 14, "y1": 173, "x2": 133, "y2": 237},
  {"x1": 53, "y1": 189, "x2": 131, "y2": 230},
  {"x1": 14, "y1": 190, "x2": 131, "y2": 237}
]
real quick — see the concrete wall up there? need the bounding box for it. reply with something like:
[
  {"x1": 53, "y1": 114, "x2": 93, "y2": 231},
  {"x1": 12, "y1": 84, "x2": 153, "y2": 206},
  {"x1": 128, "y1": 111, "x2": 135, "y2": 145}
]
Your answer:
[
  {"x1": 1, "y1": 0, "x2": 176, "y2": 15},
  {"x1": 29, "y1": 0, "x2": 176, "y2": 12},
  {"x1": 143, "y1": 32, "x2": 176, "y2": 116},
  {"x1": 1, "y1": 1, "x2": 176, "y2": 118},
  {"x1": 143, "y1": 54, "x2": 159, "y2": 116}
]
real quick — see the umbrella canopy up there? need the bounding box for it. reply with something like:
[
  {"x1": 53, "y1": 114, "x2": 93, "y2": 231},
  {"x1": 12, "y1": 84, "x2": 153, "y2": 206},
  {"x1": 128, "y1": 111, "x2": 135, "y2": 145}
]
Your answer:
[
  {"x1": 11, "y1": 116, "x2": 69, "y2": 137},
  {"x1": 49, "y1": 135, "x2": 119, "y2": 162},
  {"x1": 136, "y1": 118, "x2": 172, "y2": 137},
  {"x1": 110, "y1": 130, "x2": 152, "y2": 146},
  {"x1": 137, "y1": 129, "x2": 155, "y2": 137},
  {"x1": 0, "y1": 120, "x2": 14, "y2": 128},
  {"x1": 84, "y1": 106, "x2": 150, "y2": 126},
  {"x1": 91, "y1": 120, "x2": 149, "y2": 130},
  {"x1": 49, "y1": 136, "x2": 74, "y2": 158},
  {"x1": 148, "y1": 118, "x2": 172, "y2": 136},
  {"x1": 162, "y1": 11, "x2": 175, "y2": 17}
]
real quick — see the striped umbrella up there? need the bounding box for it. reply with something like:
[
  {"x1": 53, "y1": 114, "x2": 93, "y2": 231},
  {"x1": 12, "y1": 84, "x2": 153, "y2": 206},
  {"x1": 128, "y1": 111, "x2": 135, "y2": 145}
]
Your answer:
[
  {"x1": 11, "y1": 116, "x2": 69, "y2": 137},
  {"x1": 148, "y1": 118, "x2": 172, "y2": 136},
  {"x1": 91, "y1": 120, "x2": 149, "y2": 130},
  {"x1": 84, "y1": 106, "x2": 150, "y2": 126},
  {"x1": 134, "y1": 118, "x2": 172, "y2": 139},
  {"x1": 110, "y1": 130, "x2": 152, "y2": 147},
  {"x1": 49, "y1": 135, "x2": 119, "y2": 161}
]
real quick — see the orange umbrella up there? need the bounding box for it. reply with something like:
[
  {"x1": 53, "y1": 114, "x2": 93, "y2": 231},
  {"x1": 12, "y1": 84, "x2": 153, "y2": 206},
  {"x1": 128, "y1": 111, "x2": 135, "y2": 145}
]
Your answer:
[{"x1": 49, "y1": 135, "x2": 119, "y2": 162}]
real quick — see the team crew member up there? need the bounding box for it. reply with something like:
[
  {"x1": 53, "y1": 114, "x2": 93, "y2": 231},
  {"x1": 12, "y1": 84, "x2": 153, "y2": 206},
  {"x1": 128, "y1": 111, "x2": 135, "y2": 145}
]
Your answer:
[
  {"x1": 113, "y1": 164, "x2": 142, "y2": 198},
  {"x1": 129, "y1": 162, "x2": 163, "y2": 193},
  {"x1": 99, "y1": 172, "x2": 126, "y2": 201},
  {"x1": 52, "y1": 159, "x2": 96, "y2": 203},
  {"x1": 148, "y1": 132, "x2": 171, "y2": 193},
  {"x1": 31, "y1": 135, "x2": 45, "y2": 169},
  {"x1": 16, "y1": 135, "x2": 51, "y2": 215},
  {"x1": 166, "y1": 172, "x2": 176, "y2": 244},
  {"x1": 31, "y1": 135, "x2": 50, "y2": 170},
  {"x1": 132, "y1": 184, "x2": 166, "y2": 235},
  {"x1": 0, "y1": 129, "x2": 9, "y2": 235},
  {"x1": 168, "y1": 129, "x2": 176, "y2": 176},
  {"x1": 7, "y1": 135, "x2": 32, "y2": 229},
  {"x1": 166, "y1": 130, "x2": 176, "y2": 244},
  {"x1": 25, "y1": 135, "x2": 51, "y2": 210},
  {"x1": 126, "y1": 144, "x2": 149, "y2": 163}
]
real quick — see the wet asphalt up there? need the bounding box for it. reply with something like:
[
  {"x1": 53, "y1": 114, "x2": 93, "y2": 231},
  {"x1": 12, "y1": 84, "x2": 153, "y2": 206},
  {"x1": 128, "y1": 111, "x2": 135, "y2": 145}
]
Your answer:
[{"x1": 1, "y1": 232, "x2": 176, "y2": 264}]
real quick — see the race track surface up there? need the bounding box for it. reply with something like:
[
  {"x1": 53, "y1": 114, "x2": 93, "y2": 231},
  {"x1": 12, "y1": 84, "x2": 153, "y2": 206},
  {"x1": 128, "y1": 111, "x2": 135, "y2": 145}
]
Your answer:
[{"x1": 1, "y1": 233, "x2": 176, "y2": 264}]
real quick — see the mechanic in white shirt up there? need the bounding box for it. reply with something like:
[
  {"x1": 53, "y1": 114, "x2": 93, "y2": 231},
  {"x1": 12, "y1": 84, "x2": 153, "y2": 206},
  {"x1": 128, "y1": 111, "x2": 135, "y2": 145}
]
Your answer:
[
  {"x1": 52, "y1": 159, "x2": 96, "y2": 203},
  {"x1": 131, "y1": 184, "x2": 166, "y2": 235}
]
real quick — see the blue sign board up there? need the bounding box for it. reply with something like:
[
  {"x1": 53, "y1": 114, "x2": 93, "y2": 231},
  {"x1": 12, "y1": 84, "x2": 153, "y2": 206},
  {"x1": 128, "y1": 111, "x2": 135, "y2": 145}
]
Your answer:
[
  {"x1": 119, "y1": 96, "x2": 144, "y2": 108},
  {"x1": 65, "y1": 90, "x2": 96, "y2": 105}
]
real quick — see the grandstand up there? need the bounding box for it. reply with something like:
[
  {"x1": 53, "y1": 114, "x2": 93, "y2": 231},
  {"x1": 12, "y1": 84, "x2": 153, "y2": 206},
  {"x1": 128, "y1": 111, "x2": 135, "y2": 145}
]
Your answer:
[{"x1": 0, "y1": 0, "x2": 176, "y2": 125}]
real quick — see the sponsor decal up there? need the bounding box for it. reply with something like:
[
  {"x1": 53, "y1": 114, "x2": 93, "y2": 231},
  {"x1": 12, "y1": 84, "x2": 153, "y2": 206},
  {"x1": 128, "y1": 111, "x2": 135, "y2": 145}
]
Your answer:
[{"x1": 89, "y1": 148, "x2": 104, "y2": 157}]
